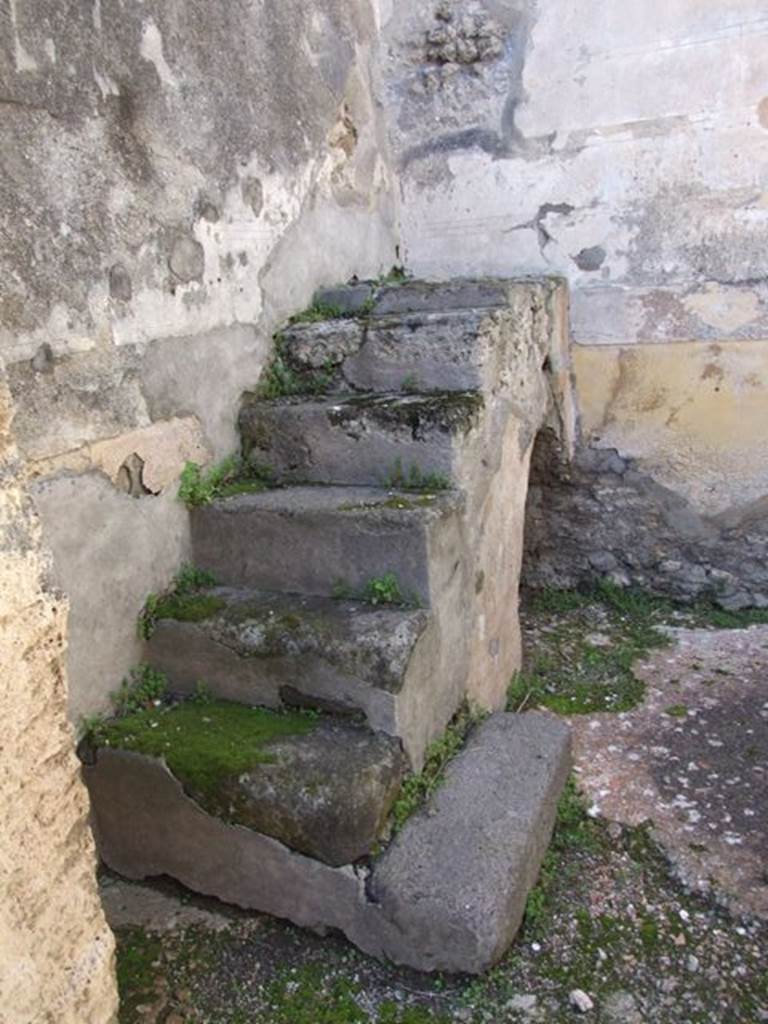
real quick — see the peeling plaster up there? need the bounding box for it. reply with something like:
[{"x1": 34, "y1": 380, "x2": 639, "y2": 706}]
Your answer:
[{"x1": 139, "y1": 20, "x2": 178, "y2": 90}]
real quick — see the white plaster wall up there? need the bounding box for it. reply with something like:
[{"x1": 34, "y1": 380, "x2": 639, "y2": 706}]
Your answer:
[{"x1": 381, "y1": 0, "x2": 768, "y2": 345}]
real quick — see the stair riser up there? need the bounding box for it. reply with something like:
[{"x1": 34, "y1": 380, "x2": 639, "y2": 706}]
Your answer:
[
  {"x1": 147, "y1": 620, "x2": 399, "y2": 733},
  {"x1": 191, "y1": 502, "x2": 456, "y2": 603},
  {"x1": 342, "y1": 314, "x2": 489, "y2": 393},
  {"x1": 241, "y1": 402, "x2": 469, "y2": 488}
]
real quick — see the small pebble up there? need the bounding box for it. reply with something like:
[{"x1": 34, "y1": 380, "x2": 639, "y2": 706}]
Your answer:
[
  {"x1": 686, "y1": 954, "x2": 700, "y2": 972},
  {"x1": 569, "y1": 989, "x2": 594, "y2": 1013}
]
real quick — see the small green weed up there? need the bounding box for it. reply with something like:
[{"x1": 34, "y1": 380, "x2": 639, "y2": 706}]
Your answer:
[
  {"x1": 178, "y1": 455, "x2": 274, "y2": 508},
  {"x1": 191, "y1": 680, "x2": 215, "y2": 704},
  {"x1": 257, "y1": 335, "x2": 335, "y2": 398},
  {"x1": 401, "y1": 374, "x2": 420, "y2": 394},
  {"x1": 289, "y1": 302, "x2": 345, "y2": 325},
  {"x1": 333, "y1": 573, "x2": 418, "y2": 608},
  {"x1": 363, "y1": 572, "x2": 404, "y2": 606},
  {"x1": 377, "y1": 264, "x2": 408, "y2": 287},
  {"x1": 390, "y1": 704, "x2": 485, "y2": 834},
  {"x1": 112, "y1": 664, "x2": 168, "y2": 717},
  {"x1": 139, "y1": 563, "x2": 222, "y2": 639},
  {"x1": 384, "y1": 458, "x2": 450, "y2": 492}
]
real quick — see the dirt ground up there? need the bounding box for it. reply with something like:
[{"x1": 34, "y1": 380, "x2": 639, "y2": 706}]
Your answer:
[{"x1": 107, "y1": 588, "x2": 768, "y2": 1024}]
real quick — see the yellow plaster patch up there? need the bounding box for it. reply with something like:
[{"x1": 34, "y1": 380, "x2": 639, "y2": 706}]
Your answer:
[{"x1": 574, "y1": 339, "x2": 768, "y2": 515}]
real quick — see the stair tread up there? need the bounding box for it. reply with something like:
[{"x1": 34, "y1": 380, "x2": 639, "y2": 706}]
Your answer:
[
  {"x1": 242, "y1": 389, "x2": 481, "y2": 409},
  {"x1": 202, "y1": 483, "x2": 463, "y2": 517},
  {"x1": 89, "y1": 710, "x2": 406, "y2": 868},
  {"x1": 152, "y1": 585, "x2": 429, "y2": 695}
]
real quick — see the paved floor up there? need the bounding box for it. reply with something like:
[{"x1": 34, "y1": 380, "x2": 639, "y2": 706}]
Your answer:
[{"x1": 568, "y1": 624, "x2": 768, "y2": 919}]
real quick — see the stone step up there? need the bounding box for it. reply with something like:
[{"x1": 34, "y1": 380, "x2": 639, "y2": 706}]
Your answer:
[
  {"x1": 145, "y1": 587, "x2": 440, "y2": 765},
  {"x1": 280, "y1": 276, "x2": 566, "y2": 397},
  {"x1": 238, "y1": 391, "x2": 483, "y2": 487},
  {"x1": 83, "y1": 710, "x2": 571, "y2": 974},
  {"x1": 84, "y1": 703, "x2": 406, "y2": 868},
  {"x1": 190, "y1": 485, "x2": 464, "y2": 606},
  {"x1": 363, "y1": 711, "x2": 571, "y2": 972}
]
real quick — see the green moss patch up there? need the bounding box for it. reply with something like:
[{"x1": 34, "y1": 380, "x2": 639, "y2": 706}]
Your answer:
[
  {"x1": 153, "y1": 592, "x2": 226, "y2": 623},
  {"x1": 511, "y1": 581, "x2": 768, "y2": 717},
  {"x1": 97, "y1": 700, "x2": 317, "y2": 821}
]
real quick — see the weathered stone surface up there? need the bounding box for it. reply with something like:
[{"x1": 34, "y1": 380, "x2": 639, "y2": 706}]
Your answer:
[
  {"x1": 146, "y1": 588, "x2": 435, "y2": 762},
  {"x1": 364, "y1": 712, "x2": 572, "y2": 973},
  {"x1": 279, "y1": 319, "x2": 365, "y2": 371},
  {"x1": 373, "y1": 278, "x2": 521, "y2": 315},
  {"x1": 190, "y1": 485, "x2": 463, "y2": 603},
  {"x1": 149, "y1": 587, "x2": 428, "y2": 695},
  {"x1": 84, "y1": 711, "x2": 571, "y2": 974},
  {"x1": 85, "y1": 748, "x2": 372, "y2": 935},
  {"x1": 0, "y1": 373, "x2": 118, "y2": 1023},
  {"x1": 239, "y1": 391, "x2": 483, "y2": 486},
  {"x1": 226, "y1": 719, "x2": 406, "y2": 866},
  {"x1": 523, "y1": 431, "x2": 768, "y2": 609},
  {"x1": 314, "y1": 283, "x2": 376, "y2": 313}
]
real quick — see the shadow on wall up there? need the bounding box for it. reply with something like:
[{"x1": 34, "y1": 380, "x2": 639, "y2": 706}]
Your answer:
[{"x1": 522, "y1": 430, "x2": 768, "y2": 611}]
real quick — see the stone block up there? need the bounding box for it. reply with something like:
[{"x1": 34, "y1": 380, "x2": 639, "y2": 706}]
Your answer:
[
  {"x1": 190, "y1": 485, "x2": 464, "y2": 605},
  {"x1": 239, "y1": 391, "x2": 483, "y2": 487},
  {"x1": 362, "y1": 712, "x2": 572, "y2": 973}
]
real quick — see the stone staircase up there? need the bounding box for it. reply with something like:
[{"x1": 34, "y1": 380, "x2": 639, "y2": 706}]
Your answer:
[{"x1": 83, "y1": 277, "x2": 574, "y2": 973}]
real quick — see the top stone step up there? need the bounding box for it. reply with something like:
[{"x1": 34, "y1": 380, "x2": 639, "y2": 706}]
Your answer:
[
  {"x1": 281, "y1": 277, "x2": 564, "y2": 397},
  {"x1": 316, "y1": 277, "x2": 548, "y2": 317}
]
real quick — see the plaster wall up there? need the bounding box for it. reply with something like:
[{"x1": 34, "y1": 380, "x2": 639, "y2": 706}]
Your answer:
[
  {"x1": 1, "y1": 0, "x2": 398, "y2": 720},
  {"x1": 378, "y1": 0, "x2": 768, "y2": 514}
]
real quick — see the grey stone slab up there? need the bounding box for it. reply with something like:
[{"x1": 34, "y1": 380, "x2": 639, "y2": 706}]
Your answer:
[
  {"x1": 85, "y1": 711, "x2": 571, "y2": 974},
  {"x1": 362, "y1": 712, "x2": 571, "y2": 973},
  {"x1": 231, "y1": 720, "x2": 406, "y2": 866},
  {"x1": 314, "y1": 283, "x2": 376, "y2": 314},
  {"x1": 373, "y1": 277, "x2": 521, "y2": 315},
  {"x1": 84, "y1": 749, "x2": 372, "y2": 936},
  {"x1": 342, "y1": 309, "x2": 492, "y2": 393},
  {"x1": 239, "y1": 391, "x2": 483, "y2": 486},
  {"x1": 149, "y1": 587, "x2": 429, "y2": 695},
  {"x1": 190, "y1": 485, "x2": 463, "y2": 604}
]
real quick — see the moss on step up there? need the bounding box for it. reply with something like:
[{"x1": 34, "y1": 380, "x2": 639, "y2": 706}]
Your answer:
[
  {"x1": 153, "y1": 592, "x2": 226, "y2": 624},
  {"x1": 337, "y1": 494, "x2": 438, "y2": 513},
  {"x1": 328, "y1": 391, "x2": 483, "y2": 436},
  {"x1": 96, "y1": 699, "x2": 318, "y2": 822},
  {"x1": 139, "y1": 564, "x2": 223, "y2": 639}
]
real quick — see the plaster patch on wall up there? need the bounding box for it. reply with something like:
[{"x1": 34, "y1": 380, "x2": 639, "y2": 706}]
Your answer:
[
  {"x1": 27, "y1": 416, "x2": 210, "y2": 494},
  {"x1": 139, "y1": 19, "x2": 178, "y2": 90},
  {"x1": 574, "y1": 339, "x2": 768, "y2": 515},
  {"x1": 684, "y1": 282, "x2": 762, "y2": 333}
]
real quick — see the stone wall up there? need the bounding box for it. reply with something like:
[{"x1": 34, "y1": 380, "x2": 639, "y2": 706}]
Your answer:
[
  {"x1": 1, "y1": 0, "x2": 398, "y2": 720},
  {"x1": 0, "y1": 369, "x2": 118, "y2": 1023},
  {"x1": 377, "y1": 0, "x2": 768, "y2": 525},
  {"x1": 523, "y1": 430, "x2": 768, "y2": 610}
]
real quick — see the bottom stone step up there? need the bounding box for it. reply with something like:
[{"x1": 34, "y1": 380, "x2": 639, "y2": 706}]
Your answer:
[{"x1": 84, "y1": 711, "x2": 570, "y2": 974}]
